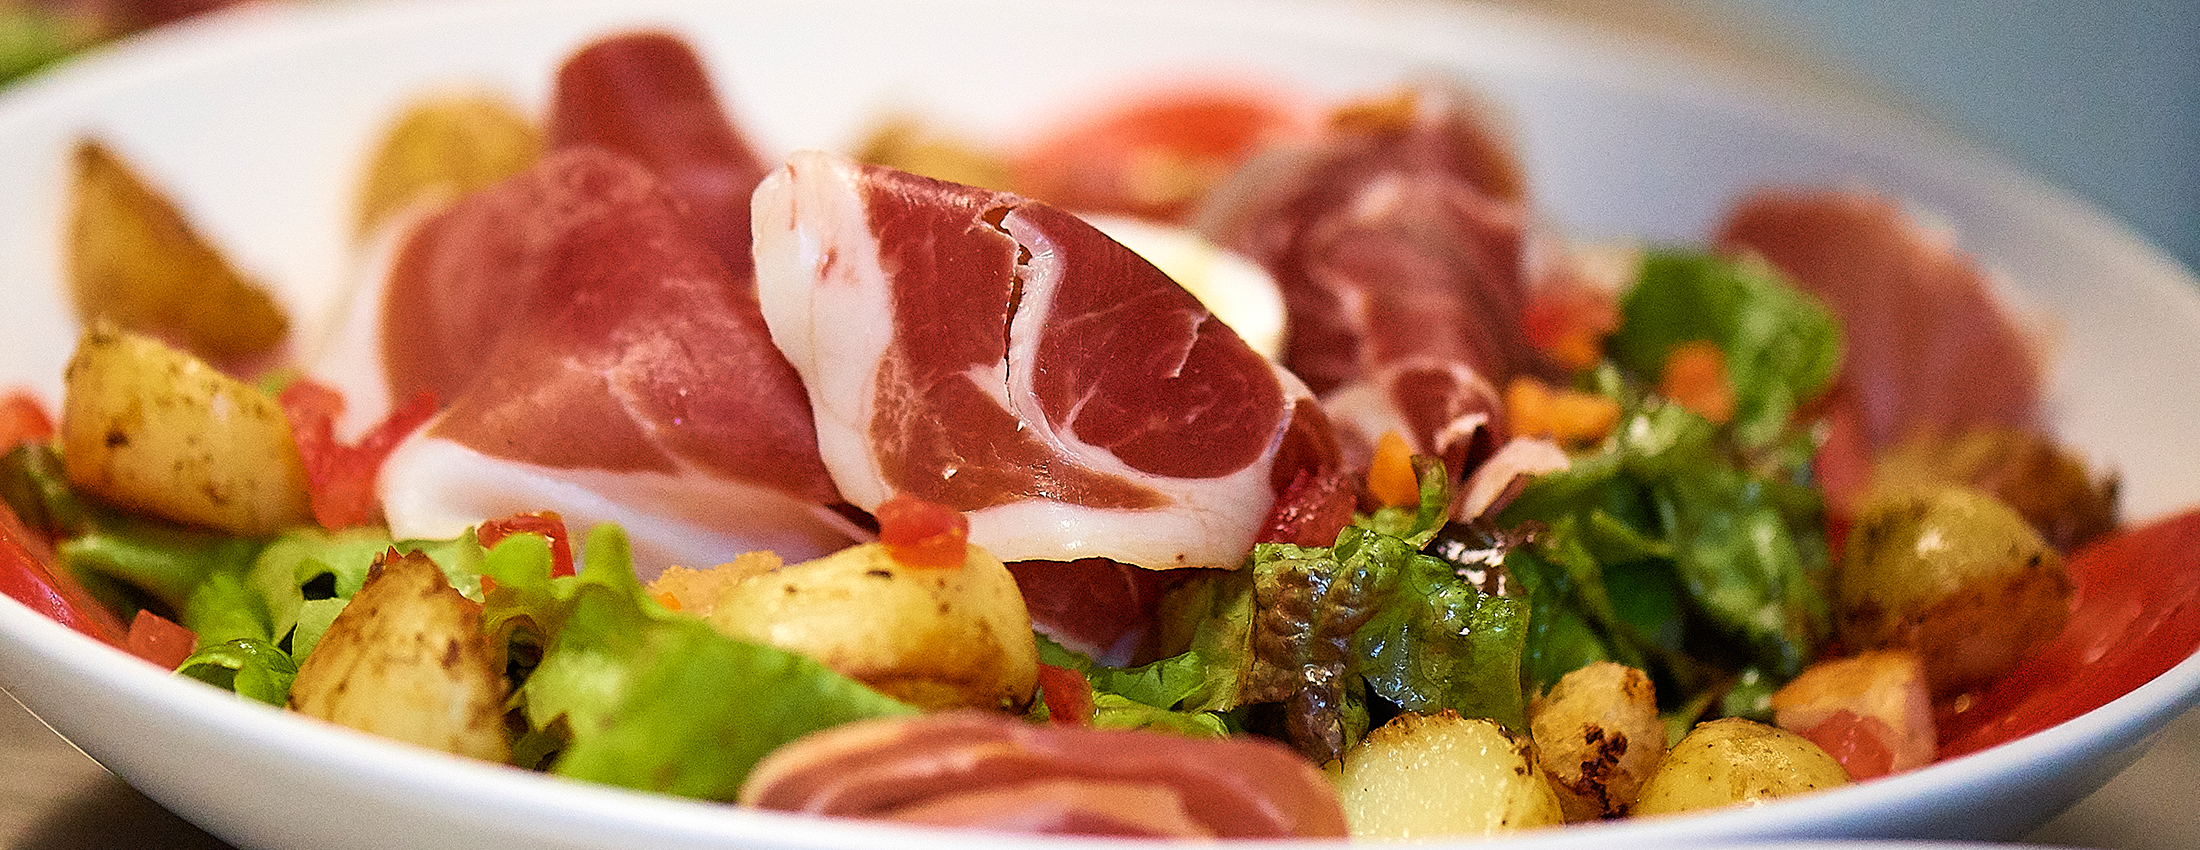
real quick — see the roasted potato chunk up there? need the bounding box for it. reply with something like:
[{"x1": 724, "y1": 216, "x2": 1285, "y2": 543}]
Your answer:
[
  {"x1": 1529, "y1": 661, "x2": 1666, "y2": 820},
  {"x1": 354, "y1": 91, "x2": 542, "y2": 240},
  {"x1": 1836, "y1": 486, "x2": 2071, "y2": 695},
  {"x1": 67, "y1": 139, "x2": 288, "y2": 363},
  {"x1": 1631, "y1": 717, "x2": 1849, "y2": 816},
  {"x1": 703, "y1": 541, "x2": 1037, "y2": 712},
  {"x1": 1771, "y1": 650, "x2": 1936, "y2": 778},
  {"x1": 60, "y1": 325, "x2": 310, "y2": 535},
  {"x1": 1333, "y1": 711, "x2": 1564, "y2": 840},
  {"x1": 289, "y1": 549, "x2": 509, "y2": 762}
]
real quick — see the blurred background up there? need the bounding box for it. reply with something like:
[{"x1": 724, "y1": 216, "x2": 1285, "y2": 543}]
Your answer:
[
  {"x1": 7, "y1": 0, "x2": 2196, "y2": 270},
  {"x1": 1510, "y1": 0, "x2": 2200, "y2": 275}
]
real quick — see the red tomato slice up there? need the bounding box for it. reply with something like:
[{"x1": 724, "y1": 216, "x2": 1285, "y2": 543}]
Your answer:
[
  {"x1": 125, "y1": 609, "x2": 198, "y2": 669},
  {"x1": 2, "y1": 390, "x2": 54, "y2": 449},
  {"x1": 478, "y1": 511, "x2": 576, "y2": 578},
  {"x1": 1010, "y1": 85, "x2": 1313, "y2": 223},
  {"x1": 279, "y1": 380, "x2": 437, "y2": 530},
  {"x1": 1937, "y1": 509, "x2": 2200, "y2": 758},
  {"x1": 2, "y1": 500, "x2": 128, "y2": 648},
  {"x1": 1036, "y1": 662, "x2": 1096, "y2": 726}
]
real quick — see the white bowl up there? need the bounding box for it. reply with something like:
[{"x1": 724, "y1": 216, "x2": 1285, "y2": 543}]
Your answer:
[{"x1": 3, "y1": 1, "x2": 2198, "y2": 848}]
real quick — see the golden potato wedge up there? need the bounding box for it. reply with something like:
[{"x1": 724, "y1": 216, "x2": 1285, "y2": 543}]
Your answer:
[
  {"x1": 67, "y1": 139, "x2": 288, "y2": 363},
  {"x1": 1836, "y1": 486, "x2": 2071, "y2": 695},
  {"x1": 60, "y1": 325, "x2": 310, "y2": 535},
  {"x1": 1631, "y1": 717, "x2": 1849, "y2": 816},
  {"x1": 1529, "y1": 661, "x2": 1666, "y2": 820},
  {"x1": 1333, "y1": 711, "x2": 1565, "y2": 840},
  {"x1": 289, "y1": 549, "x2": 509, "y2": 762},
  {"x1": 354, "y1": 91, "x2": 542, "y2": 240},
  {"x1": 704, "y1": 541, "x2": 1037, "y2": 712},
  {"x1": 854, "y1": 112, "x2": 1012, "y2": 191}
]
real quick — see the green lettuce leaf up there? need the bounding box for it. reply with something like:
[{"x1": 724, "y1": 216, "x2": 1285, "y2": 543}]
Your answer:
[
  {"x1": 1607, "y1": 250, "x2": 1841, "y2": 452},
  {"x1": 1501, "y1": 289, "x2": 1834, "y2": 706},
  {"x1": 176, "y1": 637, "x2": 297, "y2": 706},
  {"x1": 482, "y1": 525, "x2": 914, "y2": 797}
]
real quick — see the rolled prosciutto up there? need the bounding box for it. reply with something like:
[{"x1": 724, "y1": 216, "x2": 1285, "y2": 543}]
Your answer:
[
  {"x1": 1717, "y1": 188, "x2": 2046, "y2": 516},
  {"x1": 1195, "y1": 86, "x2": 1545, "y2": 481},
  {"x1": 751, "y1": 150, "x2": 1340, "y2": 570},
  {"x1": 361, "y1": 32, "x2": 853, "y2": 571},
  {"x1": 374, "y1": 148, "x2": 850, "y2": 571}
]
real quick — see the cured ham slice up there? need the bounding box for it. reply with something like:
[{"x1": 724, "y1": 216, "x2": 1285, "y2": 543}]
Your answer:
[
  {"x1": 1195, "y1": 87, "x2": 1547, "y2": 480},
  {"x1": 328, "y1": 32, "x2": 852, "y2": 571},
  {"x1": 1717, "y1": 189, "x2": 2045, "y2": 515},
  {"x1": 740, "y1": 712, "x2": 1349, "y2": 839},
  {"x1": 374, "y1": 147, "x2": 849, "y2": 571},
  {"x1": 1320, "y1": 357, "x2": 1503, "y2": 484},
  {"x1": 752, "y1": 150, "x2": 1339, "y2": 570},
  {"x1": 1198, "y1": 86, "x2": 1546, "y2": 394},
  {"x1": 547, "y1": 30, "x2": 770, "y2": 270}
]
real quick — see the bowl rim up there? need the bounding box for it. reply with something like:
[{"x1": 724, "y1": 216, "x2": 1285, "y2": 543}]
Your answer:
[{"x1": 2, "y1": 0, "x2": 2198, "y2": 847}]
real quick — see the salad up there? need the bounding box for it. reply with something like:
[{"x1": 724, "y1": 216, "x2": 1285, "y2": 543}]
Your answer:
[{"x1": 3, "y1": 24, "x2": 2199, "y2": 843}]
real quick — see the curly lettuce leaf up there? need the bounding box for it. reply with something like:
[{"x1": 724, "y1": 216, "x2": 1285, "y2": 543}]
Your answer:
[{"x1": 1068, "y1": 458, "x2": 1531, "y2": 760}]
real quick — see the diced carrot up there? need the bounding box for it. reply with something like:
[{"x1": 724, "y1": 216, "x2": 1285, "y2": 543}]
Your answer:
[
  {"x1": 1505, "y1": 378, "x2": 1619, "y2": 447},
  {"x1": 1365, "y1": 431, "x2": 1420, "y2": 509},
  {"x1": 1659, "y1": 340, "x2": 1737, "y2": 424}
]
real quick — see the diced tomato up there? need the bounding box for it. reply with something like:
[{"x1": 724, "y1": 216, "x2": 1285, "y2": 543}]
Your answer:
[
  {"x1": 1523, "y1": 279, "x2": 1619, "y2": 372},
  {"x1": 876, "y1": 495, "x2": 969, "y2": 568},
  {"x1": 478, "y1": 511, "x2": 576, "y2": 578},
  {"x1": 125, "y1": 609, "x2": 198, "y2": 669},
  {"x1": 1937, "y1": 509, "x2": 2200, "y2": 758},
  {"x1": 1036, "y1": 662, "x2": 1096, "y2": 726},
  {"x1": 1505, "y1": 377, "x2": 1620, "y2": 447},
  {"x1": 278, "y1": 380, "x2": 437, "y2": 530},
  {"x1": 1, "y1": 500, "x2": 128, "y2": 648},
  {"x1": 2, "y1": 390, "x2": 55, "y2": 450}
]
